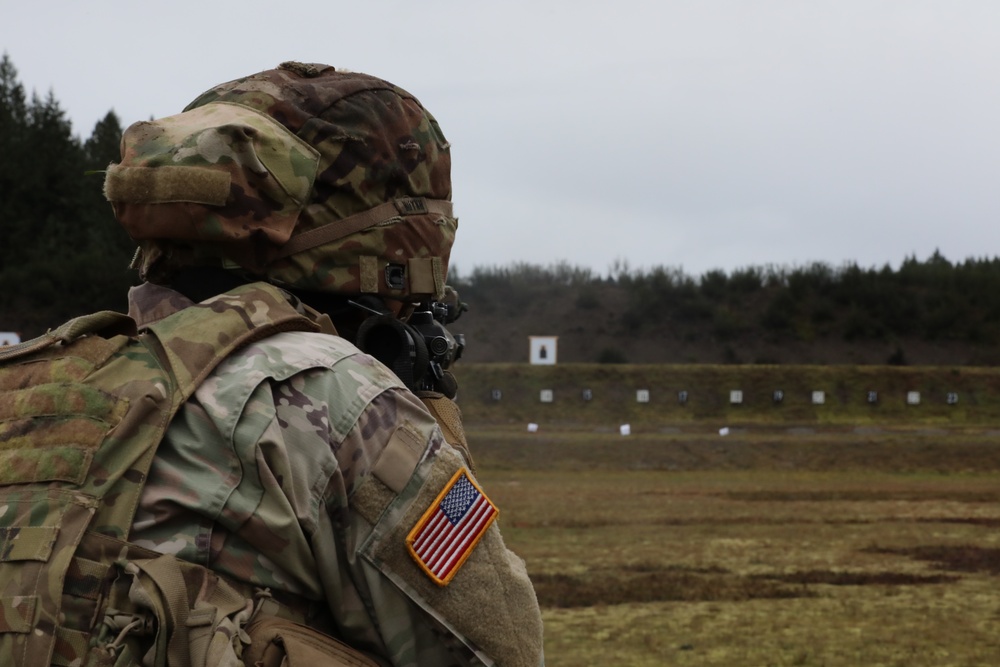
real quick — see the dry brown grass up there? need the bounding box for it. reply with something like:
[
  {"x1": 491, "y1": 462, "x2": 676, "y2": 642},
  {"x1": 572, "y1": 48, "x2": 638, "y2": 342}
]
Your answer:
[{"x1": 475, "y1": 429, "x2": 1000, "y2": 666}]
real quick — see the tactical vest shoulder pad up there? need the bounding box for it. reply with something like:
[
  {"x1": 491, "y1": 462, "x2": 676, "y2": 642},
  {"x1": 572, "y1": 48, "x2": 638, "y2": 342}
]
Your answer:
[{"x1": 0, "y1": 282, "x2": 317, "y2": 667}]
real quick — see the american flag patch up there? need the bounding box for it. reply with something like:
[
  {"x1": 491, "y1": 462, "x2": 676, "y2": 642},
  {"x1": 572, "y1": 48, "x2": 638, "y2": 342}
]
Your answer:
[{"x1": 406, "y1": 468, "x2": 499, "y2": 586}]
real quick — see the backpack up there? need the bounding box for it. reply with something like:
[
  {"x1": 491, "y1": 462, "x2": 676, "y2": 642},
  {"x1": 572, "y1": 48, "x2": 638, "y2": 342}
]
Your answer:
[{"x1": 0, "y1": 282, "x2": 321, "y2": 666}]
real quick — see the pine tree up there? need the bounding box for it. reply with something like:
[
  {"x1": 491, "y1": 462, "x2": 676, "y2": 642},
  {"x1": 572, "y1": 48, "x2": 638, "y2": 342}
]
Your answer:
[
  {"x1": 0, "y1": 54, "x2": 29, "y2": 273},
  {"x1": 80, "y1": 110, "x2": 138, "y2": 313},
  {"x1": 0, "y1": 55, "x2": 136, "y2": 336}
]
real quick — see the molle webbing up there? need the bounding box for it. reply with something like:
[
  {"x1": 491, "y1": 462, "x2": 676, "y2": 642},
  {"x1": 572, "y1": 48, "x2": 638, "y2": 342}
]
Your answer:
[
  {"x1": 0, "y1": 282, "x2": 317, "y2": 667},
  {"x1": 0, "y1": 310, "x2": 136, "y2": 364}
]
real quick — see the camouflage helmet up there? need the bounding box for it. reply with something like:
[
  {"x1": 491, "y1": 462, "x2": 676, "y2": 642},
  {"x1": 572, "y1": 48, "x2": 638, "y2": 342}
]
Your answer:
[{"x1": 105, "y1": 62, "x2": 455, "y2": 302}]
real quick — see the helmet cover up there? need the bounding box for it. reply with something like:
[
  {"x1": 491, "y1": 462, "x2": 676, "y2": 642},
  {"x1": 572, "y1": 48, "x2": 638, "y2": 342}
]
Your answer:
[{"x1": 106, "y1": 62, "x2": 455, "y2": 301}]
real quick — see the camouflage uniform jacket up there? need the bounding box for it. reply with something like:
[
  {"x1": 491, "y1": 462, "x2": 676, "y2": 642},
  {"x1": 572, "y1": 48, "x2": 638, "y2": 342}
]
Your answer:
[{"x1": 126, "y1": 282, "x2": 544, "y2": 667}]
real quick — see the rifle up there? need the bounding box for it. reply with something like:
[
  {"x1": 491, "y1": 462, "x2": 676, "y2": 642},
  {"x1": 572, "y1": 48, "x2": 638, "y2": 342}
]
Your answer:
[{"x1": 352, "y1": 287, "x2": 467, "y2": 398}]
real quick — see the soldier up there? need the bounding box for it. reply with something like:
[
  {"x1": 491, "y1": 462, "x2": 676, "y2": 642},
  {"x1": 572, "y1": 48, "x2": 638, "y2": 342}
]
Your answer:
[{"x1": 0, "y1": 63, "x2": 543, "y2": 666}]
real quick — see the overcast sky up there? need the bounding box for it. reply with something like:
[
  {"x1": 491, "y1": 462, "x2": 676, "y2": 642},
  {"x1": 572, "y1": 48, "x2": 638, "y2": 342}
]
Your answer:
[{"x1": 5, "y1": 1, "x2": 999, "y2": 278}]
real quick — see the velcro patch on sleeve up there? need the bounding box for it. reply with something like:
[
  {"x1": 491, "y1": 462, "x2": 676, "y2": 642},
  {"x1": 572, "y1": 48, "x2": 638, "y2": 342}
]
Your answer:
[{"x1": 406, "y1": 468, "x2": 498, "y2": 586}]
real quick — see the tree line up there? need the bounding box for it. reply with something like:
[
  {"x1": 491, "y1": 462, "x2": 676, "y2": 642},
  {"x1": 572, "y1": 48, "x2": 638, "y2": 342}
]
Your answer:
[
  {"x1": 448, "y1": 254, "x2": 1000, "y2": 365},
  {"x1": 0, "y1": 54, "x2": 137, "y2": 337},
  {"x1": 2, "y1": 53, "x2": 999, "y2": 364}
]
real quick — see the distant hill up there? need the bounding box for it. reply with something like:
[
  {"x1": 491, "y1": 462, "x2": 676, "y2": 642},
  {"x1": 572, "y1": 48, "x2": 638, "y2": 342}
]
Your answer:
[{"x1": 448, "y1": 257, "x2": 1000, "y2": 366}]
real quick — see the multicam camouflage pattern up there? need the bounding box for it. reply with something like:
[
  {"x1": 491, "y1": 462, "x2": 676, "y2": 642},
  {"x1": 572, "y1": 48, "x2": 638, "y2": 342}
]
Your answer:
[
  {"x1": 129, "y1": 318, "x2": 411, "y2": 600},
  {"x1": 128, "y1": 282, "x2": 544, "y2": 666},
  {"x1": 105, "y1": 102, "x2": 321, "y2": 273},
  {"x1": 106, "y1": 62, "x2": 456, "y2": 301},
  {"x1": 0, "y1": 282, "x2": 317, "y2": 666}
]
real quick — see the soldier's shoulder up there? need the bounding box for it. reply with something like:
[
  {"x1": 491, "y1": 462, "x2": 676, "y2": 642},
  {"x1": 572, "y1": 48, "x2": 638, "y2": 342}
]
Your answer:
[{"x1": 220, "y1": 330, "x2": 404, "y2": 393}]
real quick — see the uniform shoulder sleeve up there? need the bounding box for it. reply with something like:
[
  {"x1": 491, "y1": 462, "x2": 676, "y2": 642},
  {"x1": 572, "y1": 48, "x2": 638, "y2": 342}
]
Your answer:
[{"x1": 342, "y1": 392, "x2": 544, "y2": 667}]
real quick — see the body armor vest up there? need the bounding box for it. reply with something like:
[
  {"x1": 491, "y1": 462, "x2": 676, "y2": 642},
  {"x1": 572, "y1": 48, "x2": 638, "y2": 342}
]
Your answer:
[{"x1": 0, "y1": 283, "x2": 318, "y2": 666}]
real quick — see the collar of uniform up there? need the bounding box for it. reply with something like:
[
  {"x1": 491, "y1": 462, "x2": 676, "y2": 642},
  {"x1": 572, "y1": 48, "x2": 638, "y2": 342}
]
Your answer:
[{"x1": 127, "y1": 282, "x2": 196, "y2": 329}]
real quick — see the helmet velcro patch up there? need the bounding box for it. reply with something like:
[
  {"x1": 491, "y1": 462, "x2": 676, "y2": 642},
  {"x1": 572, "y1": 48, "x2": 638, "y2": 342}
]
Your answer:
[
  {"x1": 104, "y1": 165, "x2": 230, "y2": 206},
  {"x1": 106, "y1": 102, "x2": 320, "y2": 269}
]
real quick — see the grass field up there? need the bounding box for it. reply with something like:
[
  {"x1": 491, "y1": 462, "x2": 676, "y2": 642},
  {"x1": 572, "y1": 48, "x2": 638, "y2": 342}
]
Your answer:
[{"x1": 470, "y1": 426, "x2": 1000, "y2": 666}]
